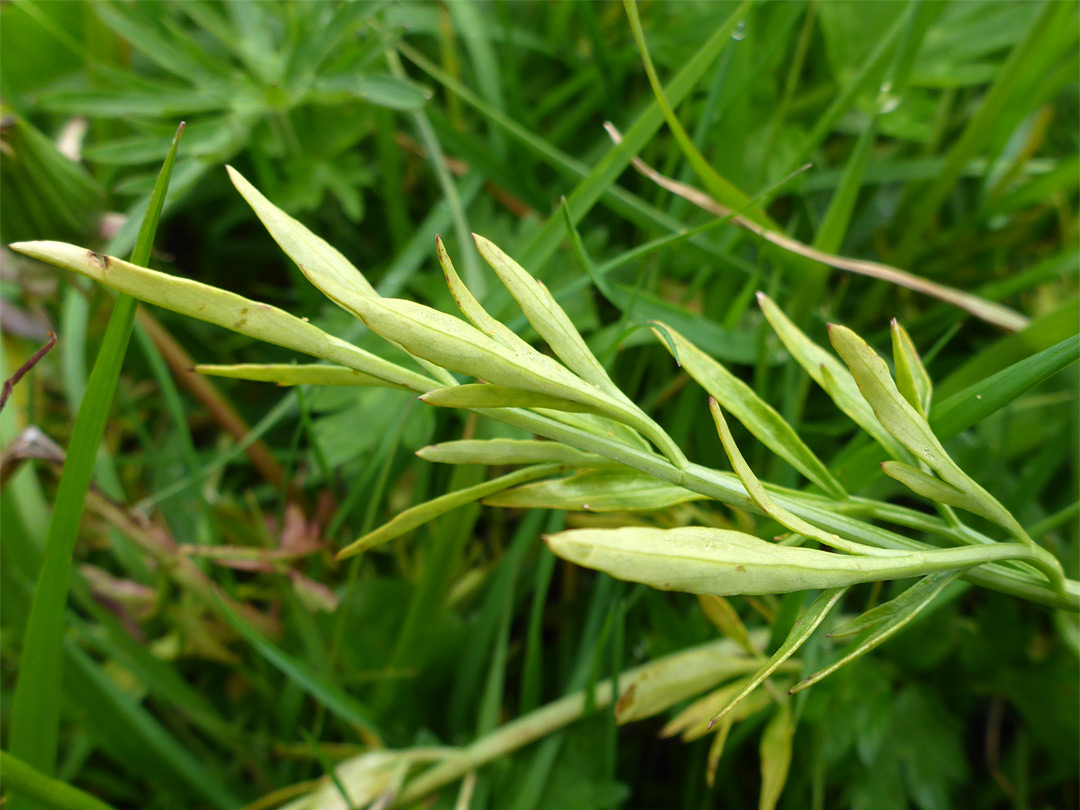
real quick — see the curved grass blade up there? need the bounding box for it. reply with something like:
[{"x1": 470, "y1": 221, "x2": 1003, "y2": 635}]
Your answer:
[
  {"x1": 930, "y1": 334, "x2": 1079, "y2": 440},
  {"x1": 0, "y1": 750, "x2": 119, "y2": 810},
  {"x1": 6, "y1": 123, "x2": 183, "y2": 792},
  {"x1": 195, "y1": 363, "x2": 399, "y2": 388},
  {"x1": 791, "y1": 571, "x2": 964, "y2": 693},
  {"x1": 338, "y1": 463, "x2": 562, "y2": 559},
  {"x1": 657, "y1": 325, "x2": 845, "y2": 498},
  {"x1": 707, "y1": 588, "x2": 846, "y2": 727}
]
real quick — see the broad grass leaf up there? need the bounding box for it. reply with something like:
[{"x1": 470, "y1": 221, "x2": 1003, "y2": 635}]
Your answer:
[
  {"x1": 656, "y1": 324, "x2": 845, "y2": 498},
  {"x1": 544, "y1": 526, "x2": 1048, "y2": 597},
  {"x1": 195, "y1": 363, "x2": 398, "y2": 388},
  {"x1": 484, "y1": 468, "x2": 704, "y2": 512},
  {"x1": 930, "y1": 335, "x2": 1079, "y2": 439},
  {"x1": 891, "y1": 320, "x2": 932, "y2": 417},
  {"x1": 417, "y1": 439, "x2": 602, "y2": 467},
  {"x1": 338, "y1": 464, "x2": 561, "y2": 558}
]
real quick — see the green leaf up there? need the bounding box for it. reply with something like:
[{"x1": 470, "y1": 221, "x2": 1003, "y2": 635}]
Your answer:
[
  {"x1": 473, "y1": 234, "x2": 621, "y2": 398},
  {"x1": 891, "y1": 319, "x2": 932, "y2": 418},
  {"x1": 708, "y1": 588, "x2": 847, "y2": 726},
  {"x1": 195, "y1": 362, "x2": 399, "y2": 388},
  {"x1": 543, "y1": 525, "x2": 1044, "y2": 598},
  {"x1": 354, "y1": 73, "x2": 433, "y2": 110},
  {"x1": 792, "y1": 571, "x2": 964, "y2": 692},
  {"x1": 338, "y1": 464, "x2": 561, "y2": 559},
  {"x1": 421, "y1": 384, "x2": 593, "y2": 413},
  {"x1": 484, "y1": 468, "x2": 705, "y2": 512},
  {"x1": 0, "y1": 750, "x2": 118, "y2": 810},
  {"x1": 416, "y1": 439, "x2": 602, "y2": 467},
  {"x1": 708, "y1": 399, "x2": 886, "y2": 556},
  {"x1": 930, "y1": 335, "x2": 1079, "y2": 439},
  {"x1": 757, "y1": 292, "x2": 907, "y2": 459},
  {"x1": 759, "y1": 704, "x2": 795, "y2": 810},
  {"x1": 8, "y1": 243, "x2": 434, "y2": 393},
  {"x1": 829, "y1": 571, "x2": 961, "y2": 639},
  {"x1": 880, "y1": 461, "x2": 983, "y2": 516},
  {"x1": 656, "y1": 324, "x2": 845, "y2": 498},
  {"x1": 828, "y1": 323, "x2": 1032, "y2": 544},
  {"x1": 6, "y1": 123, "x2": 183, "y2": 795}
]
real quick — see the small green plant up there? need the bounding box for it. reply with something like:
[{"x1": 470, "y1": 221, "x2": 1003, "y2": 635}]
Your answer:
[{"x1": 12, "y1": 166, "x2": 1077, "y2": 807}]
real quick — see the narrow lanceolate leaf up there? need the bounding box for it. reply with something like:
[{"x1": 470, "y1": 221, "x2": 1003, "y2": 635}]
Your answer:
[
  {"x1": 8, "y1": 124, "x2": 183, "y2": 794},
  {"x1": 881, "y1": 462, "x2": 983, "y2": 515},
  {"x1": 421, "y1": 384, "x2": 593, "y2": 412},
  {"x1": 309, "y1": 271, "x2": 687, "y2": 466},
  {"x1": 709, "y1": 588, "x2": 846, "y2": 727},
  {"x1": 891, "y1": 319, "x2": 932, "y2": 418},
  {"x1": 829, "y1": 323, "x2": 1032, "y2": 544},
  {"x1": 792, "y1": 571, "x2": 964, "y2": 693},
  {"x1": 759, "y1": 704, "x2": 795, "y2": 810},
  {"x1": 544, "y1": 526, "x2": 1054, "y2": 597},
  {"x1": 757, "y1": 293, "x2": 906, "y2": 459},
  {"x1": 484, "y1": 468, "x2": 704, "y2": 512},
  {"x1": 437, "y1": 235, "x2": 531, "y2": 353},
  {"x1": 709, "y1": 399, "x2": 892, "y2": 557},
  {"x1": 8, "y1": 243, "x2": 436, "y2": 394},
  {"x1": 338, "y1": 464, "x2": 561, "y2": 559},
  {"x1": 417, "y1": 439, "x2": 603, "y2": 467},
  {"x1": 657, "y1": 324, "x2": 845, "y2": 498},
  {"x1": 473, "y1": 233, "x2": 624, "y2": 400},
  {"x1": 195, "y1": 363, "x2": 399, "y2": 388},
  {"x1": 228, "y1": 165, "x2": 376, "y2": 295},
  {"x1": 829, "y1": 571, "x2": 961, "y2": 639}
]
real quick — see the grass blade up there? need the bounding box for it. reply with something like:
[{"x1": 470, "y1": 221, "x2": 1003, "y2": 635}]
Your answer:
[
  {"x1": 0, "y1": 751, "x2": 118, "y2": 810},
  {"x1": 7, "y1": 123, "x2": 184, "y2": 794}
]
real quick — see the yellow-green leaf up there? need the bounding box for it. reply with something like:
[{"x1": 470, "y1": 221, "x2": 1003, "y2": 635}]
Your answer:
[
  {"x1": 420, "y1": 384, "x2": 593, "y2": 413},
  {"x1": 8, "y1": 242, "x2": 434, "y2": 393},
  {"x1": 485, "y1": 468, "x2": 704, "y2": 512},
  {"x1": 657, "y1": 324, "x2": 845, "y2": 498},
  {"x1": 195, "y1": 363, "x2": 397, "y2": 388},
  {"x1": 544, "y1": 525, "x2": 1050, "y2": 597},
  {"x1": 416, "y1": 439, "x2": 602, "y2": 467},
  {"x1": 759, "y1": 704, "x2": 794, "y2": 810},
  {"x1": 891, "y1": 319, "x2": 932, "y2": 417}
]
